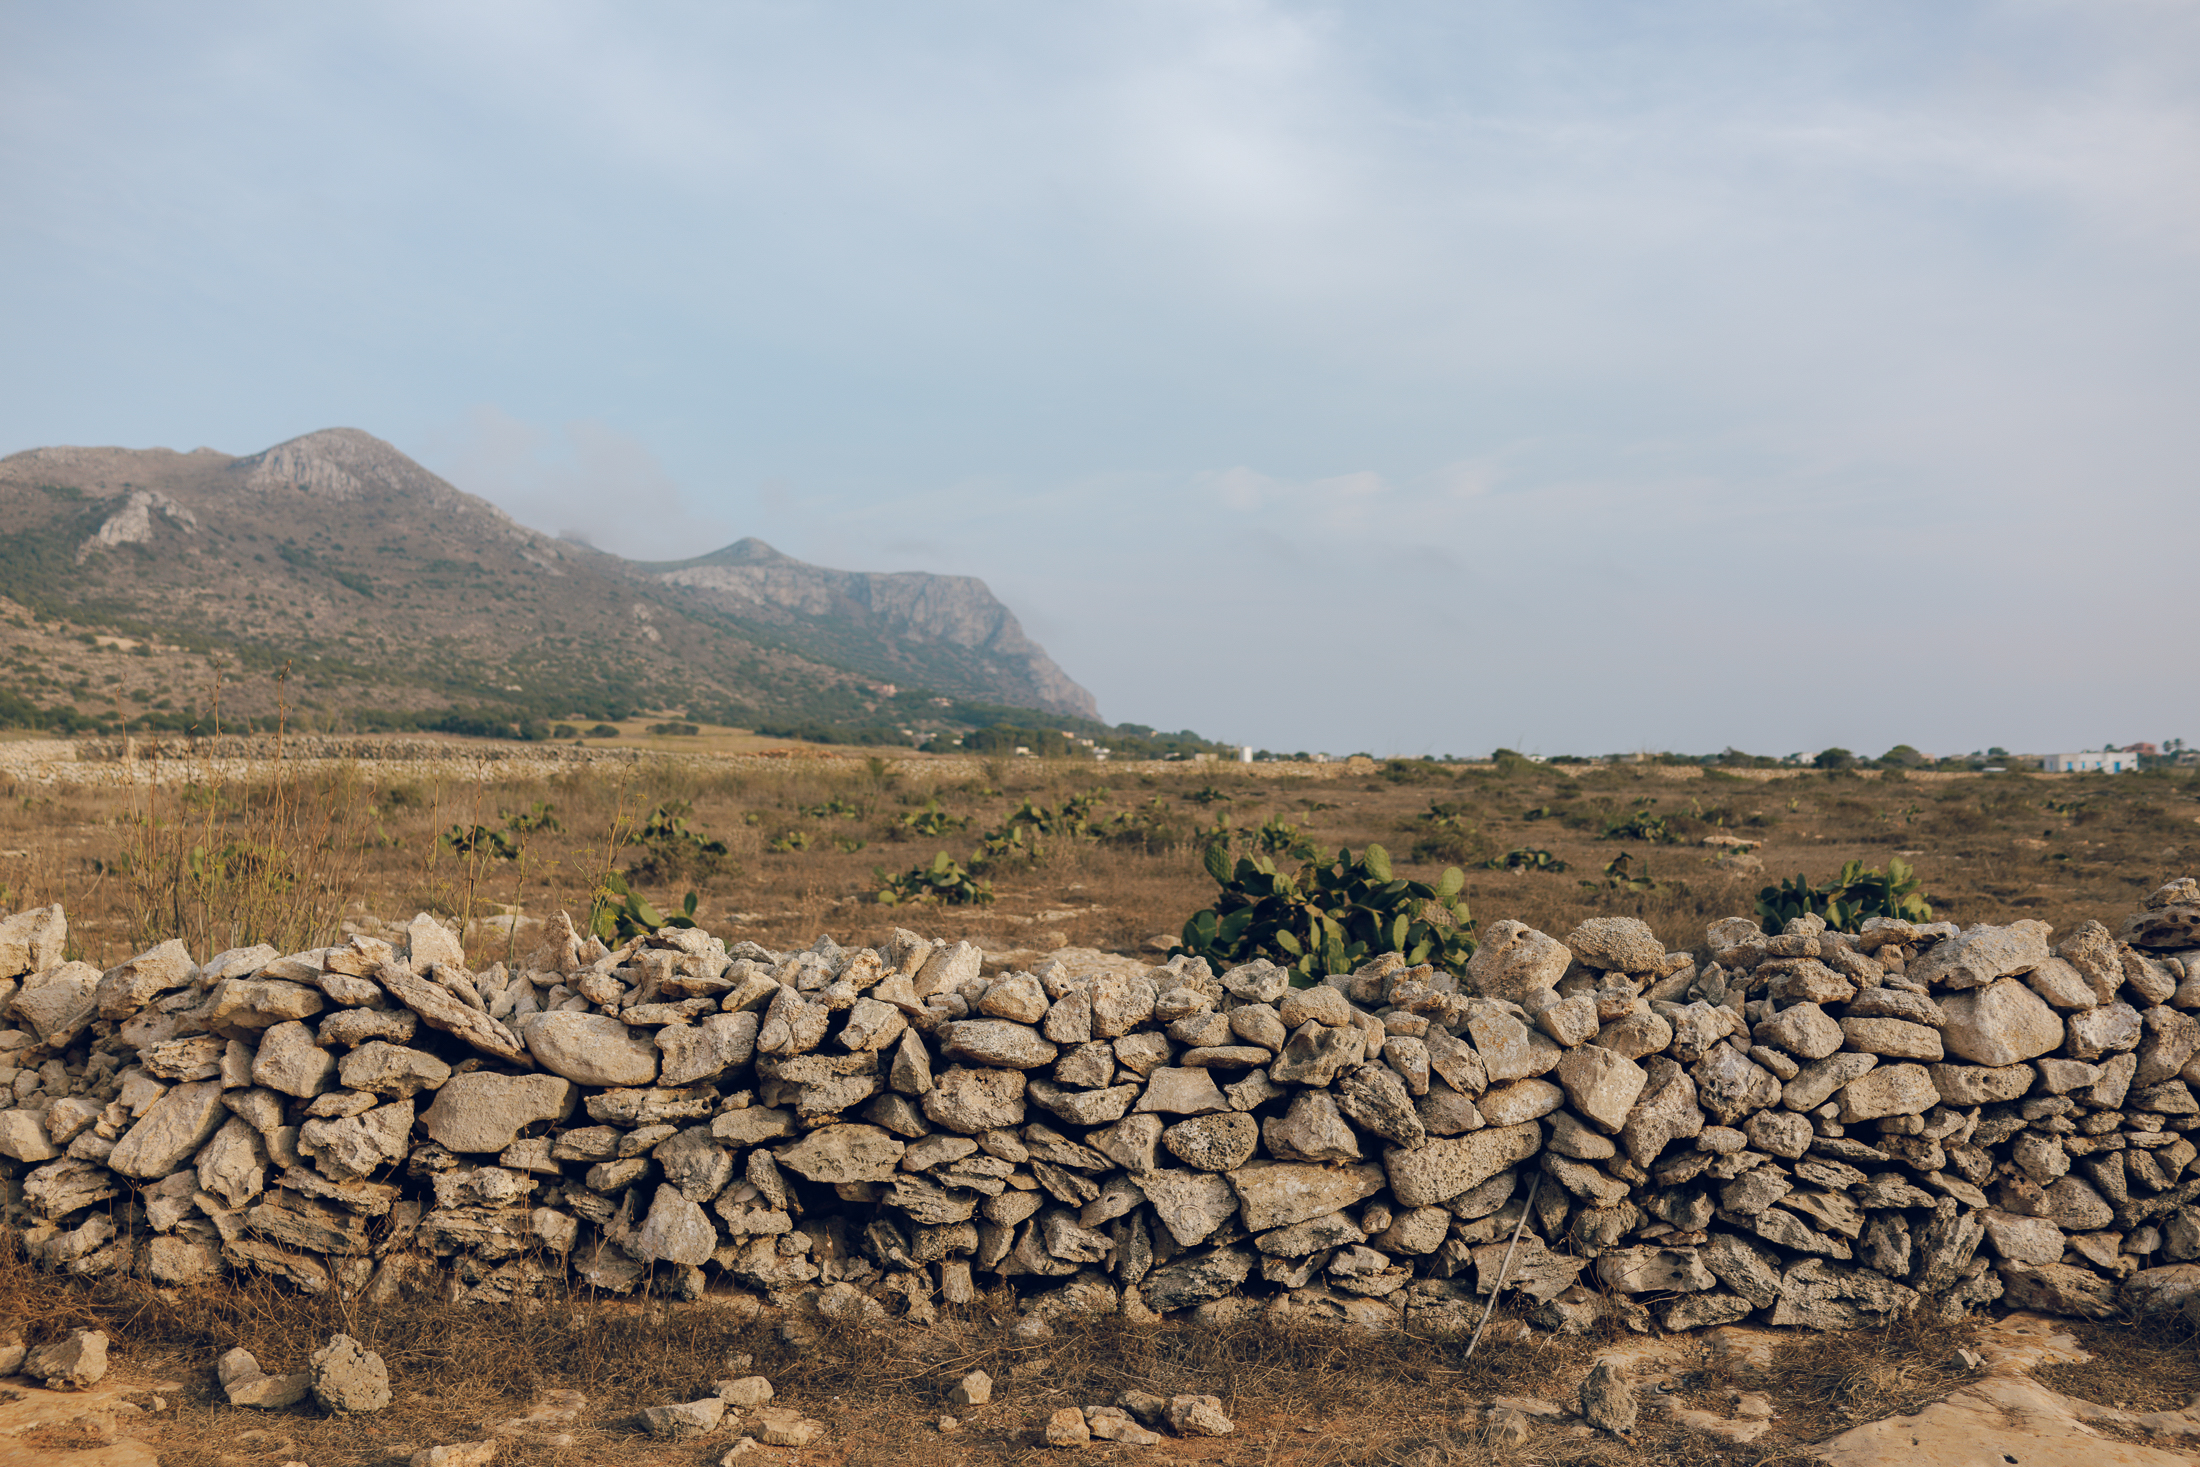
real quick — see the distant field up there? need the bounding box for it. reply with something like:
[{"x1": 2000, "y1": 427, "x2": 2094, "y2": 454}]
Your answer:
[{"x1": 1, "y1": 742, "x2": 2194, "y2": 966}]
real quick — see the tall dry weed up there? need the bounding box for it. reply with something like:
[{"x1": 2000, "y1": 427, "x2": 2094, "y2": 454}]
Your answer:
[{"x1": 123, "y1": 670, "x2": 377, "y2": 958}]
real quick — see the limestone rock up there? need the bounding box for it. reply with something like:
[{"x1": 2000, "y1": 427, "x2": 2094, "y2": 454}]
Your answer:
[
  {"x1": 1262, "y1": 1092, "x2": 1362, "y2": 1162},
  {"x1": 1230, "y1": 1159, "x2": 1388, "y2": 1230},
  {"x1": 1939, "y1": 979, "x2": 2064, "y2": 1068},
  {"x1": 1383, "y1": 1123, "x2": 1542, "y2": 1208},
  {"x1": 1162, "y1": 1112, "x2": 1259, "y2": 1171},
  {"x1": 940, "y1": 1019, "x2": 1058, "y2": 1069},
  {"x1": 1837, "y1": 1063, "x2": 1940, "y2": 1121},
  {"x1": 1043, "y1": 1406, "x2": 1091, "y2": 1447},
  {"x1": 109, "y1": 1079, "x2": 227, "y2": 1179},
  {"x1": 421, "y1": 1073, "x2": 575, "y2": 1153},
  {"x1": 643, "y1": 1397, "x2": 728, "y2": 1440},
  {"x1": 1139, "y1": 1168, "x2": 1242, "y2": 1245},
  {"x1": 94, "y1": 939, "x2": 198, "y2": 1017},
  {"x1": 1467, "y1": 921, "x2": 1574, "y2": 1004},
  {"x1": 1579, "y1": 1359, "x2": 1636, "y2": 1435},
  {"x1": 522, "y1": 1011, "x2": 657, "y2": 1086},
  {"x1": 922, "y1": 1066, "x2": 1025, "y2": 1133},
  {"x1": 1911, "y1": 921, "x2": 2051, "y2": 990},
  {"x1": 1555, "y1": 1046, "x2": 1646, "y2": 1133},
  {"x1": 1334, "y1": 1062, "x2": 1426, "y2": 1149},
  {"x1": 311, "y1": 1333, "x2": 392, "y2": 1413},
  {"x1": 1999, "y1": 1262, "x2": 2118, "y2": 1318},
  {"x1": 1165, "y1": 1394, "x2": 1234, "y2": 1437},
  {"x1": 1565, "y1": 918, "x2": 1665, "y2": 974},
  {"x1": 23, "y1": 1330, "x2": 107, "y2": 1390}
]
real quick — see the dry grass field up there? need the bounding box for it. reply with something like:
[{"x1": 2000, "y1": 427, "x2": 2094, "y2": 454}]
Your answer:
[{"x1": 1, "y1": 741, "x2": 2193, "y2": 971}]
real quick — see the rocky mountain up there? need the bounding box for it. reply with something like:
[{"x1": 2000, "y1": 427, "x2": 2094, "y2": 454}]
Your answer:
[
  {"x1": 0, "y1": 428, "x2": 1097, "y2": 732},
  {"x1": 645, "y1": 538, "x2": 1097, "y2": 721}
]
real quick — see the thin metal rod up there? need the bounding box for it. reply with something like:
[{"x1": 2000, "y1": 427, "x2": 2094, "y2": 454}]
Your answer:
[{"x1": 1463, "y1": 1170, "x2": 1542, "y2": 1360}]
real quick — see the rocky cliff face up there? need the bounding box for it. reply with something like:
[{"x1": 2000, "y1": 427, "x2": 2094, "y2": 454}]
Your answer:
[{"x1": 651, "y1": 539, "x2": 1098, "y2": 721}]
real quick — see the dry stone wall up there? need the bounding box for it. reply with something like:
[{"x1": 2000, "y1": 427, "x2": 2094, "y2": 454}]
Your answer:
[{"x1": 5, "y1": 881, "x2": 2200, "y2": 1336}]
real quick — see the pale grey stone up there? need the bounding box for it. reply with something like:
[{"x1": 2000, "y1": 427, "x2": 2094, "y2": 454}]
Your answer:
[
  {"x1": 109, "y1": 1079, "x2": 227, "y2": 1179},
  {"x1": 1138, "y1": 1168, "x2": 1241, "y2": 1245},
  {"x1": 921, "y1": 1066, "x2": 1025, "y2": 1133},
  {"x1": 338, "y1": 1040, "x2": 450, "y2": 1098},
  {"x1": 1476, "y1": 1078, "x2": 1566, "y2": 1128},
  {"x1": 523, "y1": 1012, "x2": 659, "y2": 1086},
  {"x1": 1939, "y1": 979, "x2": 2065, "y2": 1067},
  {"x1": 1383, "y1": 1122, "x2": 1542, "y2": 1208},
  {"x1": 1466, "y1": 920, "x2": 1573, "y2": 1003},
  {"x1": 1230, "y1": 1158, "x2": 1389, "y2": 1230},
  {"x1": 1838, "y1": 1063, "x2": 1939, "y2": 1121},
  {"x1": 1753, "y1": 1001, "x2": 1843, "y2": 1061},
  {"x1": 1162, "y1": 1111, "x2": 1259, "y2": 1171},
  {"x1": 310, "y1": 1333, "x2": 392, "y2": 1413},
  {"x1": 776, "y1": 1124, "x2": 905, "y2": 1183},
  {"x1": 1839, "y1": 1017, "x2": 1944, "y2": 1061},
  {"x1": 421, "y1": 1073, "x2": 574, "y2": 1153},
  {"x1": 634, "y1": 1184, "x2": 717, "y2": 1265},
  {"x1": 1135, "y1": 1065, "x2": 1231, "y2": 1115},
  {"x1": 1555, "y1": 1046, "x2": 1646, "y2": 1133},
  {"x1": 1912, "y1": 921, "x2": 2051, "y2": 990},
  {"x1": 940, "y1": 1019, "x2": 1058, "y2": 1069}
]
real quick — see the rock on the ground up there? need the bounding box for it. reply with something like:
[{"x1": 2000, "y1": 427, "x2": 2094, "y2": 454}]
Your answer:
[
  {"x1": 1166, "y1": 1394, "x2": 1234, "y2": 1437},
  {"x1": 23, "y1": 1330, "x2": 107, "y2": 1390},
  {"x1": 310, "y1": 1333, "x2": 392, "y2": 1413},
  {"x1": 642, "y1": 1397, "x2": 729, "y2": 1439},
  {"x1": 1580, "y1": 1359, "x2": 1636, "y2": 1435}
]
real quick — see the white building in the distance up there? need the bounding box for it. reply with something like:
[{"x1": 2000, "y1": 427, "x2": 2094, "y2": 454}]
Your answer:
[{"x1": 2042, "y1": 749, "x2": 2142, "y2": 773}]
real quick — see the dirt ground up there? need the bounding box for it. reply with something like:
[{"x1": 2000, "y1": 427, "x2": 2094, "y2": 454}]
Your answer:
[
  {"x1": 1, "y1": 742, "x2": 2194, "y2": 971},
  {"x1": 4, "y1": 1254, "x2": 2199, "y2": 1467}
]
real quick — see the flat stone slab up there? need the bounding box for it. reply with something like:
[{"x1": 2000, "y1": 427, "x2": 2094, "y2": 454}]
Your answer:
[{"x1": 1810, "y1": 1372, "x2": 2196, "y2": 1467}]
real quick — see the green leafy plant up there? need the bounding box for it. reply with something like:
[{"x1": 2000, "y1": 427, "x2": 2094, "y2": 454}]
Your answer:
[
  {"x1": 1409, "y1": 799, "x2": 1489, "y2": 865},
  {"x1": 1247, "y1": 812, "x2": 1318, "y2": 859},
  {"x1": 1487, "y1": 847, "x2": 1567, "y2": 873},
  {"x1": 1757, "y1": 858, "x2": 1931, "y2": 933},
  {"x1": 443, "y1": 801, "x2": 562, "y2": 863},
  {"x1": 1173, "y1": 842, "x2": 1477, "y2": 987},
  {"x1": 647, "y1": 721, "x2": 700, "y2": 736},
  {"x1": 1582, "y1": 851, "x2": 1657, "y2": 892},
  {"x1": 897, "y1": 798, "x2": 967, "y2": 837},
  {"x1": 876, "y1": 851, "x2": 994, "y2": 906},
  {"x1": 589, "y1": 869, "x2": 698, "y2": 942},
  {"x1": 767, "y1": 829, "x2": 811, "y2": 853},
  {"x1": 624, "y1": 801, "x2": 733, "y2": 882},
  {"x1": 798, "y1": 795, "x2": 864, "y2": 820},
  {"x1": 1184, "y1": 785, "x2": 1233, "y2": 806},
  {"x1": 1601, "y1": 798, "x2": 1679, "y2": 844},
  {"x1": 1097, "y1": 797, "x2": 1184, "y2": 853}
]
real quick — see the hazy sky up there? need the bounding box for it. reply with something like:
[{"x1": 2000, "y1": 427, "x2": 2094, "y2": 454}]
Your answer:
[{"x1": 4, "y1": 2, "x2": 2195, "y2": 757}]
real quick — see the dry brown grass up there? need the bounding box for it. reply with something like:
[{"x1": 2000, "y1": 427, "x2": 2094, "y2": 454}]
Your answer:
[
  {"x1": 1759, "y1": 1311, "x2": 1986, "y2": 1439},
  {"x1": 0, "y1": 1236, "x2": 1905, "y2": 1467},
  {"x1": 2032, "y1": 1312, "x2": 2200, "y2": 1415},
  {"x1": 3, "y1": 751, "x2": 2194, "y2": 970}
]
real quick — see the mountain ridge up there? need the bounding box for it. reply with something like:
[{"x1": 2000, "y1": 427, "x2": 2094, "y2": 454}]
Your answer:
[{"x1": 0, "y1": 427, "x2": 1098, "y2": 731}]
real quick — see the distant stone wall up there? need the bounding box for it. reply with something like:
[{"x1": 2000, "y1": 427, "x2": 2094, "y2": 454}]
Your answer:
[{"x1": 2, "y1": 882, "x2": 2198, "y2": 1332}]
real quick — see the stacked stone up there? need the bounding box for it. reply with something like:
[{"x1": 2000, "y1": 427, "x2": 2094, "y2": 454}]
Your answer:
[{"x1": 1, "y1": 878, "x2": 2198, "y2": 1334}]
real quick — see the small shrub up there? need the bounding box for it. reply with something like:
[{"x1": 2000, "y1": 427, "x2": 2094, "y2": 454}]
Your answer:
[
  {"x1": 586, "y1": 723, "x2": 620, "y2": 739},
  {"x1": 1487, "y1": 847, "x2": 1567, "y2": 873},
  {"x1": 1174, "y1": 843, "x2": 1477, "y2": 986},
  {"x1": 1758, "y1": 858, "x2": 1931, "y2": 933},
  {"x1": 876, "y1": 851, "x2": 993, "y2": 906},
  {"x1": 647, "y1": 722, "x2": 700, "y2": 736}
]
